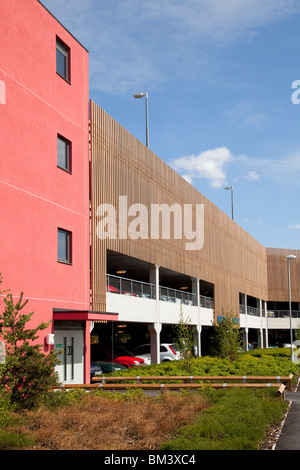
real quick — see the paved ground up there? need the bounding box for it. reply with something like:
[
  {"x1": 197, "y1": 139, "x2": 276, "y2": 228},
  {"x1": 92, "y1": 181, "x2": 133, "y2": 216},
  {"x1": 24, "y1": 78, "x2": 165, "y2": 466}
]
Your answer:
[{"x1": 274, "y1": 382, "x2": 300, "y2": 450}]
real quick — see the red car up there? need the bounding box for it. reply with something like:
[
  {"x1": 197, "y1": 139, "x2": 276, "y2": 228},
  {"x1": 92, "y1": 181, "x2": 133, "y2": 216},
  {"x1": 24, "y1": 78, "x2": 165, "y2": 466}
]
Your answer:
[
  {"x1": 106, "y1": 285, "x2": 120, "y2": 293},
  {"x1": 91, "y1": 345, "x2": 145, "y2": 368}
]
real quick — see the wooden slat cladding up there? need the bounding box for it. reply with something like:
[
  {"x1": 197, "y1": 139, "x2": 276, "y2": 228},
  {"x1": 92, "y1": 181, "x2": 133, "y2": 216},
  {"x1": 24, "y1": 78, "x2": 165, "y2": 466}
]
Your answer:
[
  {"x1": 267, "y1": 248, "x2": 300, "y2": 302},
  {"x1": 90, "y1": 100, "x2": 269, "y2": 320}
]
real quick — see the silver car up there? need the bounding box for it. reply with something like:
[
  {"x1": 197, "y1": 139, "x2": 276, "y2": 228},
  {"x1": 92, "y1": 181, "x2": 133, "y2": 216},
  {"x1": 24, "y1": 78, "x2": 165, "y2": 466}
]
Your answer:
[{"x1": 133, "y1": 343, "x2": 181, "y2": 364}]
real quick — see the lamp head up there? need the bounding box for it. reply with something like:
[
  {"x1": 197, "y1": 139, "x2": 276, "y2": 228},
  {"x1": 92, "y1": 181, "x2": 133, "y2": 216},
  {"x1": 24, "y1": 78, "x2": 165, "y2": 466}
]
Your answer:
[{"x1": 133, "y1": 92, "x2": 146, "y2": 99}]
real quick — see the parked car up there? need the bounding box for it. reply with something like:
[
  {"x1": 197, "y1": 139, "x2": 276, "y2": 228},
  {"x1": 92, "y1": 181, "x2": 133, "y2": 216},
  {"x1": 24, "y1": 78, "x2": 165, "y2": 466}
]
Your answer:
[
  {"x1": 92, "y1": 360, "x2": 127, "y2": 374},
  {"x1": 133, "y1": 343, "x2": 181, "y2": 364},
  {"x1": 114, "y1": 345, "x2": 151, "y2": 366},
  {"x1": 106, "y1": 285, "x2": 120, "y2": 293},
  {"x1": 91, "y1": 345, "x2": 148, "y2": 368},
  {"x1": 90, "y1": 363, "x2": 102, "y2": 382}
]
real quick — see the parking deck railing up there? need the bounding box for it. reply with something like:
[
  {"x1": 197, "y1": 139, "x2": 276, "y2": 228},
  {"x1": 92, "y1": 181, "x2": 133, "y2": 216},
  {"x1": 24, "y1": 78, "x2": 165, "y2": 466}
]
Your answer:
[
  {"x1": 106, "y1": 273, "x2": 214, "y2": 309},
  {"x1": 267, "y1": 310, "x2": 300, "y2": 319},
  {"x1": 106, "y1": 274, "x2": 155, "y2": 299},
  {"x1": 159, "y1": 286, "x2": 196, "y2": 306}
]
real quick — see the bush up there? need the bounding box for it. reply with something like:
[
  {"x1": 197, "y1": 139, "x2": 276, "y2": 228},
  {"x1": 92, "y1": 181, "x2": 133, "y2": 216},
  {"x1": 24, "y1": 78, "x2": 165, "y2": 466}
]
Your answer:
[
  {"x1": 0, "y1": 277, "x2": 59, "y2": 409},
  {"x1": 111, "y1": 350, "x2": 300, "y2": 379},
  {"x1": 0, "y1": 386, "x2": 13, "y2": 430},
  {"x1": 0, "y1": 385, "x2": 34, "y2": 450},
  {"x1": 210, "y1": 309, "x2": 242, "y2": 362}
]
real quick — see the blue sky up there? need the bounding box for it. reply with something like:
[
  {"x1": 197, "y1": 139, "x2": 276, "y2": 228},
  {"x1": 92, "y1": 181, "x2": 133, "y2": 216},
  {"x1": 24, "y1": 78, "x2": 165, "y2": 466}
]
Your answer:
[{"x1": 41, "y1": 0, "x2": 300, "y2": 249}]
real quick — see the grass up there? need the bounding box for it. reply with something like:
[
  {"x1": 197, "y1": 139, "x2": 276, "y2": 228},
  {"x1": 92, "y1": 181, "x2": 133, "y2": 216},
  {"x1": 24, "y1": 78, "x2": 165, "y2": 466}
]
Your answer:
[
  {"x1": 161, "y1": 388, "x2": 288, "y2": 450},
  {"x1": 0, "y1": 387, "x2": 288, "y2": 451},
  {"x1": 5, "y1": 389, "x2": 208, "y2": 450},
  {"x1": 0, "y1": 387, "x2": 35, "y2": 450},
  {"x1": 0, "y1": 350, "x2": 295, "y2": 450}
]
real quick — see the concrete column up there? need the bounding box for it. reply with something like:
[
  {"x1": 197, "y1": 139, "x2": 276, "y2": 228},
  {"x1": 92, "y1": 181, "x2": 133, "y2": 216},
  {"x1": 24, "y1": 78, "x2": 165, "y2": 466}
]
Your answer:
[
  {"x1": 264, "y1": 301, "x2": 269, "y2": 348},
  {"x1": 149, "y1": 264, "x2": 160, "y2": 317},
  {"x1": 191, "y1": 277, "x2": 200, "y2": 307},
  {"x1": 148, "y1": 323, "x2": 162, "y2": 364},
  {"x1": 191, "y1": 277, "x2": 201, "y2": 356},
  {"x1": 244, "y1": 295, "x2": 249, "y2": 351},
  {"x1": 193, "y1": 324, "x2": 202, "y2": 356},
  {"x1": 148, "y1": 265, "x2": 161, "y2": 363},
  {"x1": 244, "y1": 327, "x2": 249, "y2": 351},
  {"x1": 259, "y1": 299, "x2": 264, "y2": 348},
  {"x1": 257, "y1": 329, "x2": 262, "y2": 348}
]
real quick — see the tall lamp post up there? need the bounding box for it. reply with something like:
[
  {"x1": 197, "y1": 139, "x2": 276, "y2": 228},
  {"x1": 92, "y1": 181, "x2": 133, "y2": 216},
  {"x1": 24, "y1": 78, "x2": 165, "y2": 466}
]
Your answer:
[
  {"x1": 224, "y1": 186, "x2": 234, "y2": 220},
  {"x1": 287, "y1": 254, "x2": 297, "y2": 362},
  {"x1": 133, "y1": 92, "x2": 149, "y2": 148}
]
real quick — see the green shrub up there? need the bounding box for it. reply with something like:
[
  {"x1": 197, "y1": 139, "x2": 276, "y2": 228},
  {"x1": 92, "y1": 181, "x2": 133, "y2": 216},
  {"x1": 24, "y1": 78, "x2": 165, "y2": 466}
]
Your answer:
[
  {"x1": 112, "y1": 351, "x2": 299, "y2": 379},
  {"x1": 0, "y1": 431, "x2": 34, "y2": 450},
  {"x1": 210, "y1": 309, "x2": 242, "y2": 362},
  {"x1": 0, "y1": 385, "x2": 34, "y2": 450},
  {"x1": 0, "y1": 287, "x2": 60, "y2": 409},
  {"x1": 0, "y1": 386, "x2": 14, "y2": 430}
]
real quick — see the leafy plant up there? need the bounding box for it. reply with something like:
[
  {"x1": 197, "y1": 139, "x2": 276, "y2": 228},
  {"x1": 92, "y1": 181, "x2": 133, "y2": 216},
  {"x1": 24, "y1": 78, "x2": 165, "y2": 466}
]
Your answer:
[
  {"x1": 210, "y1": 308, "x2": 242, "y2": 362},
  {"x1": 0, "y1": 276, "x2": 59, "y2": 408},
  {"x1": 173, "y1": 305, "x2": 195, "y2": 373}
]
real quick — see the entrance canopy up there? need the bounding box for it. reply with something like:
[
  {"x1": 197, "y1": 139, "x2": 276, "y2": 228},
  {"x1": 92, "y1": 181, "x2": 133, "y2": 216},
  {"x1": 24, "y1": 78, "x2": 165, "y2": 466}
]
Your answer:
[{"x1": 53, "y1": 309, "x2": 118, "y2": 322}]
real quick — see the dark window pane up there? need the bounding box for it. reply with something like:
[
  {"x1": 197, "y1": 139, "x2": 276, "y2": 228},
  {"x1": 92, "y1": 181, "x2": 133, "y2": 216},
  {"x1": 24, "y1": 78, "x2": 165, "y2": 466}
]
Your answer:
[
  {"x1": 56, "y1": 39, "x2": 69, "y2": 81},
  {"x1": 57, "y1": 135, "x2": 70, "y2": 171},
  {"x1": 58, "y1": 229, "x2": 71, "y2": 263},
  {"x1": 56, "y1": 48, "x2": 67, "y2": 78}
]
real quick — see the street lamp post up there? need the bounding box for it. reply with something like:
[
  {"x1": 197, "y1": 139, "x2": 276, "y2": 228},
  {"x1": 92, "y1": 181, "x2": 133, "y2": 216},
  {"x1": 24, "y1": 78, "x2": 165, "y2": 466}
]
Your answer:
[
  {"x1": 224, "y1": 186, "x2": 234, "y2": 220},
  {"x1": 287, "y1": 254, "x2": 297, "y2": 362},
  {"x1": 133, "y1": 92, "x2": 149, "y2": 148}
]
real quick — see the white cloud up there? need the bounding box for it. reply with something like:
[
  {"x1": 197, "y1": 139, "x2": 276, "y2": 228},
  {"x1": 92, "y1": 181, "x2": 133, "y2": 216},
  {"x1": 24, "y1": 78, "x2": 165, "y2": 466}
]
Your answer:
[
  {"x1": 181, "y1": 174, "x2": 193, "y2": 185},
  {"x1": 170, "y1": 146, "x2": 233, "y2": 188},
  {"x1": 170, "y1": 146, "x2": 300, "y2": 188},
  {"x1": 288, "y1": 224, "x2": 300, "y2": 230},
  {"x1": 246, "y1": 171, "x2": 260, "y2": 181},
  {"x1": 245, "y1": 152, "x2": 300, "y2": 180}
]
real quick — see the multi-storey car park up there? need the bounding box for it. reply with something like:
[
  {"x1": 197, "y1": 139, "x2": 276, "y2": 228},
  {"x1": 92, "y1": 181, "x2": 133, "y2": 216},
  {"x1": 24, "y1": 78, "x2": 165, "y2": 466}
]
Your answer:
[{"x1": 1, "y1": 0, "x2": 299, "y2": 384}]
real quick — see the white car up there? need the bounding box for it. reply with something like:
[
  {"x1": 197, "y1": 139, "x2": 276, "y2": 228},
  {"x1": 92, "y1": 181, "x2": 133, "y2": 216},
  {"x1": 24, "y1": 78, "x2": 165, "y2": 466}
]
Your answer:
[
  {"x1": 133, "y1": 343, "x2": 181, "y2": 364},
  {"x1": 283, "y1": 343, "x2": 297, "y2": 348}
]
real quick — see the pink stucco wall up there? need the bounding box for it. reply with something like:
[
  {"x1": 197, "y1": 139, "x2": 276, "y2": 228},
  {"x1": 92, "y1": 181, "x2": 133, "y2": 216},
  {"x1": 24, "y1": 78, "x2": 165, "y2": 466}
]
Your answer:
[{"x1": 0, "y1": 0, "x2": 90, "y2": 381}]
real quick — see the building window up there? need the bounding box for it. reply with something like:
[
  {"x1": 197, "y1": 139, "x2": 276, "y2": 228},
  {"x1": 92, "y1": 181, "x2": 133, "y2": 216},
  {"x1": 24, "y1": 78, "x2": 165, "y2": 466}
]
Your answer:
[
  {"x1": 57, "y1": 135, "x2": 71, "y2": 172},
  {"x1": 58, "y1": 229, "x2": 72, "y2": 264},
  {"x1": 56, "y1": 37, "x2": 70, "y2": 82}
]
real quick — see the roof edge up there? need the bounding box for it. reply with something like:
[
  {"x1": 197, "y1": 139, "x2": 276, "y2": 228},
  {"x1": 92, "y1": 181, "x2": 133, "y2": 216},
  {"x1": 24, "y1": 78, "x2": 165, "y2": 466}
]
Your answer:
[{"x1": 37, "y1": 0, "x2": 89, "y2": 52}]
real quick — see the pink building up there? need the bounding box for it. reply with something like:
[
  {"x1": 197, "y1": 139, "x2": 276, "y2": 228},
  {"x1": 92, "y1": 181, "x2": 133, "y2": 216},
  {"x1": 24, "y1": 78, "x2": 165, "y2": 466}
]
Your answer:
[
  {"x1": 0, "y1": 0, "x2": 117, "y2": 384},
  {"x1": 1, "y1": 0, "x2": 300, "y2": 387}
]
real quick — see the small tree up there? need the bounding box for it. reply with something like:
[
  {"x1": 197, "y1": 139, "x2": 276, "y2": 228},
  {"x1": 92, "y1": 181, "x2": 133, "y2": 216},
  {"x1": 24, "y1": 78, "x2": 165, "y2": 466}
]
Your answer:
[
  {"x1": 173, "y1": 306, "x2": 195, "y2": 372},
  {"x1": 210, "y1": 308, "x2": 242, "y2": 362},
  {"x1": 0, "y1": 281, "x2": 59, "y2": 408}
]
